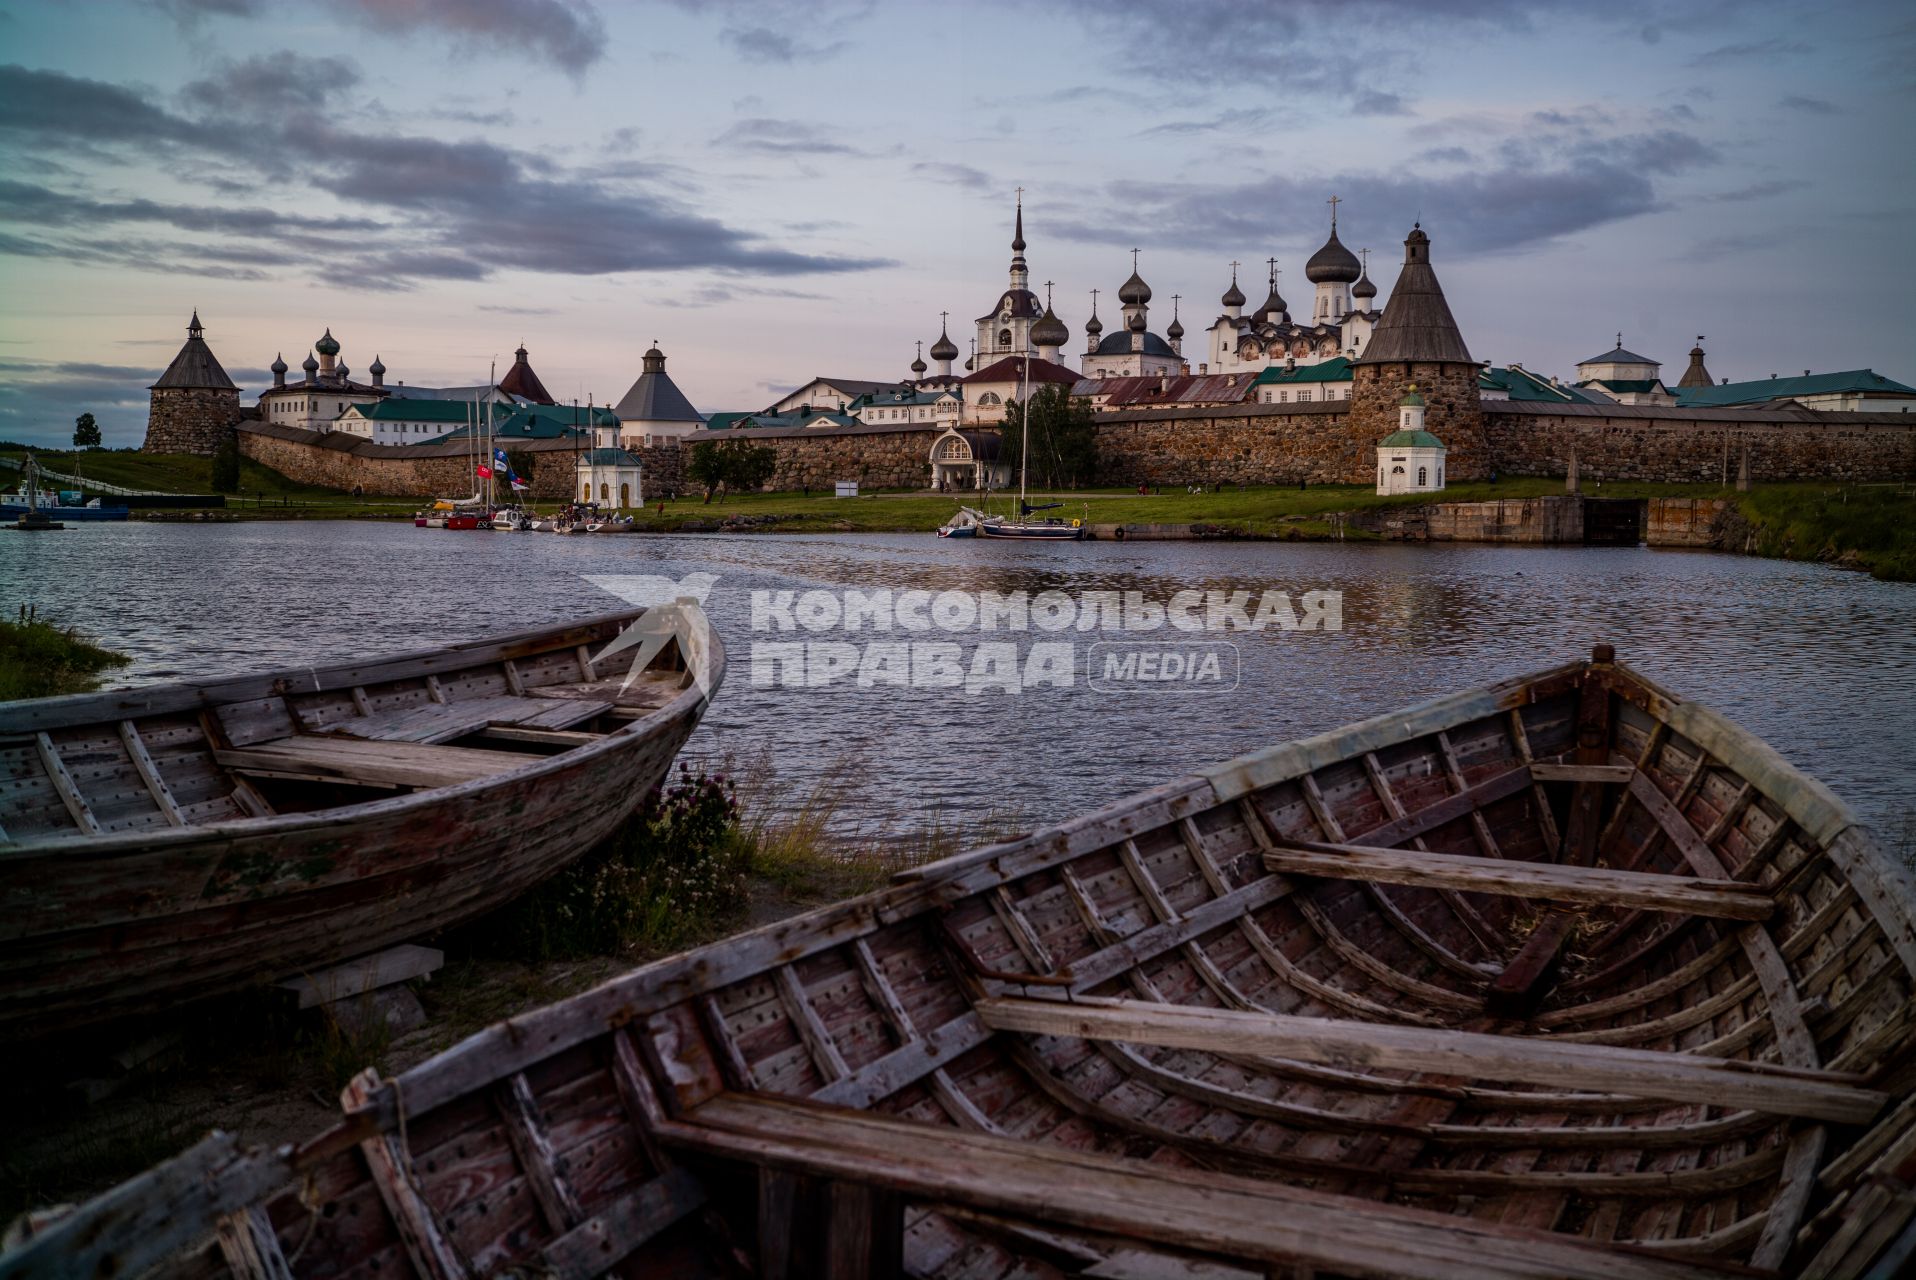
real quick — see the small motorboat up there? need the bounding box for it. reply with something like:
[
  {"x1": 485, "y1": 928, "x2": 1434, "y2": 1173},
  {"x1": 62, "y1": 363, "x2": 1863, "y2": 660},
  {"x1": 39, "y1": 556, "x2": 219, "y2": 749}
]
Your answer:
[{"x1": 14, "y1": 647, "x2": 1913, "y2": 1278}]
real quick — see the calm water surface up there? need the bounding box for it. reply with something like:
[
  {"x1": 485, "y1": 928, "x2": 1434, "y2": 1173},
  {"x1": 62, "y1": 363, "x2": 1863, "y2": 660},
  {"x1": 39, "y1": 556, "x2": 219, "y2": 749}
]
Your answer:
[{"x1": 3, "y1": 522, "x2": 1912, "y2": 839}]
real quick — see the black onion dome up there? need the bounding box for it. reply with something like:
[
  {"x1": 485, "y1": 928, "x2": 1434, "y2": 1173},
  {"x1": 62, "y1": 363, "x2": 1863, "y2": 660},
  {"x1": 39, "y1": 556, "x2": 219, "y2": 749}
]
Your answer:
[
  {"x1": 1222, "y1": 275, "x2": 1245, "y2": 308},
  {"x1": 1031, "y1": 306, "x2": 1069, "y2": 348},
  {"x1": 911, "y1": 355, "x2": 928, "y2": 374},
  {"x1": 1304, "y1": 226, "x2": 1362, "y2": 283},
  {"x1": 929, "y1": 327, "x2": 959, "y2": 361},
  {"x1": 1085, "y1": 310, "x2": 1104, "y2": 336},
  {"x1": 1118, "y1": 270, "x2": 1151, "y2": 305},
  {"x1": 314, "y1": 328, "x2": 340, "y2": 357},
  {"x1": 1352, "y1": 269, "x2": 1377, "y2": 300},
  {"x1": 369, "y1": 354, "x2": 386, "y2": 377},
  {"x1": 270, "y1": 353, "x2": 288, "y2": 374},
  {"x1": 1127, "y1": 310, "x2": 1146, "y2": 332},
  {"x1": 302, "y1": 351, "x2": 319, "y2": 374},
  {"x1": 1167, "y1": 316, "x2": 1185, "y2": 339}
]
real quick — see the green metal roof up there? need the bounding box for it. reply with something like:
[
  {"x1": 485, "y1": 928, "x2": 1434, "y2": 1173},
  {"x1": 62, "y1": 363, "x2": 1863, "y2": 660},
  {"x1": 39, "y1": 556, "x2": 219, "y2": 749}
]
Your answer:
[
  {"x1": 1250, "y1": 356, "x2": 1352, "y2": 386},
  {"x1": 1399, "y1": 387, "x2": 1425, "y2": 407},
  {"x1": 434, "y1": 404, "x2": 617, "y2": 441},
  {"x1": 1582, "y1": 378, "x2": 1662, "y2": 394},
  {"x1": 347, "y1": 399, "x2": 479, "y2": 424},
  {"x1": 1379, "y1": 429, "x2": 1445, "y2": 449},
  {"x1": 1479, "y1": 366, "x2": 1601, "y2": 404},
  {"x1": 701, "y1": 412, "x2": 755, "y2": 431},
  {"x1": 579, "y1": 447, "x2": 641, "y2": 466},
  {"x1": 1673, "y1": 368, "x2": 1916, "y2": 408}
]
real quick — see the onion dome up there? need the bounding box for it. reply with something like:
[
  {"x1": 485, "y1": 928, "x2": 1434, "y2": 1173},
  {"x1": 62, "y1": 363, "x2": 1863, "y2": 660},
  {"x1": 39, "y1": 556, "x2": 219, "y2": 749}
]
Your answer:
[
  {"x1": 1222, "y1": 270, "x2": 1245, "y2": 309},
  {"x1": 1127, "y1": 309, "x2": 1146, "y2": 332},
  {"x1": 911, "y1": 356, "x2": 928, "y2": 374},
  {"x1": 929, "y1": 324, "x2": 959, "y2": 362},
  {"x1": 1011, "y1": 198, "x2": 1026, "y2": 254},
  {"x1": 1031, "y1": 306, "x2": 1069, "y2": 349},
  {"x1": 302, "y1": 351, "x2": 319, "y2": 375},
  {"x1": 1118, "y1": 270, "x2": 1151, "y2": 305},
  {"x1": 270, "y1": 352, "x2": 288, "y2": 376},
  {"x1": 1352, "y1": 268, "x2": 1377, "y2": 302},
  {"x1": 1305, "y1": 225, "x2": 1362, "y2": 284},
  {"x1": 1085, "y1": 309, "x2": 1103, "y2": 337},
  {"x1": 1257, "y1": 282, "x2": 1288, "y2": 322},
  {"x1": 314, "y1": 328, "x2": 340, "y2": 357},
  {"x1": 336, "y1": 362, "x2": 349, "y2": 380},
  {"x1": 369, "y1": 354, "x2": 386, "y2": 378},
  {"x1": 1167, "y1": 315, "x2": 1185, "y2": 340}
]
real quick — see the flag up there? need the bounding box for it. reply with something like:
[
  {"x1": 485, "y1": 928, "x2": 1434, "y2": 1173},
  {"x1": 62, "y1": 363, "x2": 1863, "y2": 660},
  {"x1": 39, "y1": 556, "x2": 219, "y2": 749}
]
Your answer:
[
  {"x1": 475, "y1": 464, "x2": 493, "y2": 479},
  {"x1": 510, "y1": 478, "x2": 529, "y2": 491}
]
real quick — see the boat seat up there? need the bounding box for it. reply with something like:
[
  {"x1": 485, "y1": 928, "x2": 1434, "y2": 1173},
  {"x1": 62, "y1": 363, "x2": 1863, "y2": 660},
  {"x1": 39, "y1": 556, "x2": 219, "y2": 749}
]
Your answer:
[
  {"x1": 658, "y1": 1093, "x2": 1714, "y2": 1280},
  {"x1": 528, "y1": 670, "x2": 685, "y2": 711},
  {"x1": 317, "y1": 694, "x2": 613, "y2": 744},
  {"x1": 215, "y1": 736, "x2": 546, "y2": 790}
]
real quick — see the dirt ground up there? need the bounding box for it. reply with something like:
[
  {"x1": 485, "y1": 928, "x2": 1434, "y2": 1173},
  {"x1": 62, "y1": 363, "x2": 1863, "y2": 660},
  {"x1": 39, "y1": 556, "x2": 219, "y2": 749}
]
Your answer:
[{"x1": 0, "y1": 875, "x2": 843, "y2": 1223}]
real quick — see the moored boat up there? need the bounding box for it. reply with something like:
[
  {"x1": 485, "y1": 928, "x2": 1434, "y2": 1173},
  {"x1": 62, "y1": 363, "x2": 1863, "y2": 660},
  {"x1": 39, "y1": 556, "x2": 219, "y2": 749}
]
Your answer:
[
  {"x1": 0, "y1": 606, "x2": 722, "y2": 1037},
  {"x1": 8, "y1": 647, "x2": 1914, "y2": 1278}
]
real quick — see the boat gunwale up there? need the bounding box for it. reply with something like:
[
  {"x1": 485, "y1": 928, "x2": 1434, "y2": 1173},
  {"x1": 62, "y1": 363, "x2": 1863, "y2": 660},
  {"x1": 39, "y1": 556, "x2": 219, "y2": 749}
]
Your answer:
[{"x1": 0, "y1": 609, "x2": 724, "y2": 859}]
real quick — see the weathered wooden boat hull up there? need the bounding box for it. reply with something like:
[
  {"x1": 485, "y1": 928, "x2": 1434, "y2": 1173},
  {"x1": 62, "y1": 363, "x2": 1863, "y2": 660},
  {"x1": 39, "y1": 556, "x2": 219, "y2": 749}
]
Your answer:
[
  {"x1": 0, "y1": 610, "x2": 722, "y2": 1035},
  {"x1": 7, "y1": 649, "x2": 1913, "y2": 1279}
]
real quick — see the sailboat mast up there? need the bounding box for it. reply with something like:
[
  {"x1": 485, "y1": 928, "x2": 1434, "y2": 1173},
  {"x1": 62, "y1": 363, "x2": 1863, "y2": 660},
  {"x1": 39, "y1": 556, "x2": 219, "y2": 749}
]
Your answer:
[
  {"x1": 486, "y1": 361, "x2": 496, "y2": 509},
  {"x1": 1018, "y1": 351, "x2": 1029, "y2": 514}
]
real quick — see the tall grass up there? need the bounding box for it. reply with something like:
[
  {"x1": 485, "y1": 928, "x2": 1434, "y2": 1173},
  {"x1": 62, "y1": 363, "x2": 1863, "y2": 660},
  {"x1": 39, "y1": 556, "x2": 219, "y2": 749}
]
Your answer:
[
  {"x1": 1733, "y1": 484, "x2": 1916, "y2": 582},
  {"x1": 0, "y1": 610, "x2": 129, "y2": 700}
]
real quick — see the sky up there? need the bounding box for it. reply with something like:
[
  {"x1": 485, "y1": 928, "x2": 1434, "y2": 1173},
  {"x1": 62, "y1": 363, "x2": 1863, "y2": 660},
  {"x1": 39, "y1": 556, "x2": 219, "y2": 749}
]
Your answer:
[{"x1": 0, "y1": 0, "x2": 1911, "y2": 446}]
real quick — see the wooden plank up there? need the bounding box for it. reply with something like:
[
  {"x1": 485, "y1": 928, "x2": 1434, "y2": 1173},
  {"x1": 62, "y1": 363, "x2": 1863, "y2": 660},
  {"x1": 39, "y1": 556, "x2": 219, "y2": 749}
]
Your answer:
[
  {"x1": 1262, "y1": 843, "x2": 1773, "y2": 920},
  {"x1": 119, "y1": 721, "x2": 187, "y2": 827},
  {"x1": 775, "y1": 963, "x2": 849, "y2": 1081},
  {"x1": 540, "y1": 1166, "x2": 706, "y2": 1280},
  {"x1": 576, "y1": 644, "x2": 597, "y2": 681},
  {"x1": 1529, "y1": 763, "x2": 1634, "y2": 784},
  {"x1": 339, "y1": 1069, "x2": 471, "y2": 1280},
  {"x1": 501, "y1": 658, "x2": 526, "y2": 696},
  {"x1": 975, "y1": 997, "x2": 1886, "y2": 1124},
  {"x1": 425, "y1": 674, "x2": 448, "y2": 703},
  {"x1": 495, "y1": 1071, "x2": 585, "y2": 1234},
  {"x1": 758, "y1": 1166, "x2": 800, "y2": 1280},
  {"x1": 214, "y1": 1205, "x2": 293, "y2": 1280},
  {"x1": 1349, "y1": 761, "x2": 1536, "y2": 851},
  {"x1": 277, "y1": 944, "x2": 443, "y2": 1010},
  {"x1": 349, "y1": 686, "x2": 375, "y2": 717},
  {"x1": 216, "y1": 737, "x2": 543, "y2": 790},
  {"x1": 35, "y1": 732, "x2": 100, "y2": 834},
  {"x1": 666, "y1": 1093, "x2": 1726, "y2": 1280},
  {"x1": 477, "y1": 725, "x2": 601, "y2": 749}
]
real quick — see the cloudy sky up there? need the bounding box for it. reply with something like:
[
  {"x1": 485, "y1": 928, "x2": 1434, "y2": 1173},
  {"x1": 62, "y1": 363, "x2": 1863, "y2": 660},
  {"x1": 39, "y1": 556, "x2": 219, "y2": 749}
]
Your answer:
[{"x1": 0, "y1": 0, "x2": 1910, "y2": 445}]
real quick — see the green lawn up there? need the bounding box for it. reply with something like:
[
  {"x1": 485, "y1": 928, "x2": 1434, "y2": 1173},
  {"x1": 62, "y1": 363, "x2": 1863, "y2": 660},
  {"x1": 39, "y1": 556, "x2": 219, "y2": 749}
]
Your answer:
[
  {"x1": 1730, "y1": 484, "x2": 1916, "y2": 581},
  {"x1": 1, "y1": 448, "x2": 422, "y2": 517}
]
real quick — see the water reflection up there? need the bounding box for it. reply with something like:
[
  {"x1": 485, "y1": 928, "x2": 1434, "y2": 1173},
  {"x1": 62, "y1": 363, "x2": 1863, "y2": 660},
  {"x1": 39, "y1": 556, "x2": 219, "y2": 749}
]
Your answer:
[{"x1": 3, "y1": 524, "x2": 1911, "y2": 837}]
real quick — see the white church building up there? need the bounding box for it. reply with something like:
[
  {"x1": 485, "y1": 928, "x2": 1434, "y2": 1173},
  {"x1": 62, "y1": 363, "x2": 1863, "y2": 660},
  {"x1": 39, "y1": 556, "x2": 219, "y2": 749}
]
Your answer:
[{"x1": 1375, "y1": 387, "x2": 1447, "y2": 495}]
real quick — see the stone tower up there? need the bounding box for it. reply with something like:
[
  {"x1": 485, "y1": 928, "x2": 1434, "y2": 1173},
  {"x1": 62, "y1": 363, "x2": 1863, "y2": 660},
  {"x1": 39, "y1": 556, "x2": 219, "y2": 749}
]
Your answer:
[
  {"x1": 1348, "y1": 225, "x2": 1487, "y2": 481},
  {"x1": 144, "y1": 312, "x2": 242, "y2": 455}
]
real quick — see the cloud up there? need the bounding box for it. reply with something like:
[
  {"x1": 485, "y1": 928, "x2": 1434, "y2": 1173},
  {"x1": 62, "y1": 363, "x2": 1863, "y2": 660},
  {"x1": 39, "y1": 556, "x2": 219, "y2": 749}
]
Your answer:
[
  {"x1": 0, "y1": 359, "x2": 160, "y2": 446},
  {"x1": 181, "y1": 52, "x2": 360, "y2": 118},
  {"x1": 1050, "y1": 116, "x2": 1721, "y2": 258},
  {"x1": 148, "y1": 0, "x2": 264, "y2": 25},
  {"x1": 334, "y1": 0, "x2": 608, "y2": 73},
  {"x1": 0, "y1": 64, "x2": 891, "y2": 288},
  {"x1": 1351, "y1": 91, "x2": 1412, "y2": 117},
  {"x1": 712, "y1": 117, "x2": 863, "y2": 156},
  {"x1": 1699, "y1": 178, "x2": 1810, "y2": 203},
  {"x1": 721, "y1": 26, "x2": 850, "y2": 63},
  {"x1": 1689, "y1": 37, "x2": 1810, "y2": 66},
  {"x1": 1137, "y1": 108, "x2": 1273, "y2": 137},
  {"x1": 1779, "y1": 94, "x2": 1840, "y2": 114},
  {"x1": 911, "y1": 161, "x2": 992, "y2": 188}
]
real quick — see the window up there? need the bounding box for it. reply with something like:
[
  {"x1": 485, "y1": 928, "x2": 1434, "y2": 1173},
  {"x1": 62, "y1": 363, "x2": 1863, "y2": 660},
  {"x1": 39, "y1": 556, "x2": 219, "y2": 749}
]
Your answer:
[
  {"x1": 1279, "y1": 390, "x2": 1288, "y2": 403},
  {"x1": 1418, "y1": 466, "x2": 1428, "y2": 486},
  {"x1": 1297, "y1": 390, "x2": 1312, "y2": 402},
  {"x1": 1437, "y1": 466, "x2": 1443, "y2": 486},
  {"x1": 998, "y1": 329, "x2": 1011, "y2": 348}
]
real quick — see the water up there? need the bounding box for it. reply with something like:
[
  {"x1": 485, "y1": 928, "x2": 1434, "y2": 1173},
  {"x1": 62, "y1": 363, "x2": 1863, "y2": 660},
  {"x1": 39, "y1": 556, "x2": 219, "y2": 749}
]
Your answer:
[{"x1": 4, "y1": 523, "x2": 1913, "y2": 839}]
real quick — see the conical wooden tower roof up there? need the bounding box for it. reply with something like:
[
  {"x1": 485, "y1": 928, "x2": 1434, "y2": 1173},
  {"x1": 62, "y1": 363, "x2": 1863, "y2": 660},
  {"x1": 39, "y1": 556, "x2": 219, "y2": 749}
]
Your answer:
[
  {"x1": 1355, "y1": 226, "x2": 1473, "y2": 365},
  {"x1": 149, "y1": 312, "x2": 237, "y2": 391}
]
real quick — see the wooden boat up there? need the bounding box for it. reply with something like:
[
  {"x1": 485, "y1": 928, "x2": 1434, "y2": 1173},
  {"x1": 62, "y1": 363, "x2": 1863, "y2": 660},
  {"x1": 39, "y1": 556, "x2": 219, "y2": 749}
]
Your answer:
[
  {"x1": 9, "y1": 646, "x2": 1914, "y2": 1279},
  {"x1": 0, "y1": 607, "x2": 722, "y2": 1037}
]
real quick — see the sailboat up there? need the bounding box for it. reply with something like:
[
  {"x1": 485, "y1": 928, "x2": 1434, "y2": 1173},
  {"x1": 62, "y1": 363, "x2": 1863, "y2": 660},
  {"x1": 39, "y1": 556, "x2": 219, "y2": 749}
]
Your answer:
[{"x1": 975, "y1": 351, "x2": 1085, "y2": 540}]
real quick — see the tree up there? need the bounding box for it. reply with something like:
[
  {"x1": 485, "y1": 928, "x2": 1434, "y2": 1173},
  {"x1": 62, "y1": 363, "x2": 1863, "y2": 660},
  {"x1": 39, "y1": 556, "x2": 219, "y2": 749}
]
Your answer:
[
  {"x1": 1001, "y1": 384, "x2": 1097, "y2": 490},
  {"x1": 209, "y1": 430, "x2": 241, "y2": 493},
  {"x1": 687, "y1": 440, "x2": 778, "y2": 503},
  {"x1": 72, "y1": 412, "x2": 101, "y2": 450}
]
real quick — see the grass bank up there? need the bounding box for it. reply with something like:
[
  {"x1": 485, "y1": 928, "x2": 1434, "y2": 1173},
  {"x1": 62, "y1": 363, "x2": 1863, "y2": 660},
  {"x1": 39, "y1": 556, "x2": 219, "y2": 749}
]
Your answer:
[
  {"x1": 0, "y1": 613, "x2": 130, "y2": 700},
  {"x1": 2, "y1": 448, "x2": 420, "y2": 520},
  {"x1": 1727, "y1": 484, "x2": 1916, "y2": 582},
  {"x1": 630, "y1": 477, "x2": 1723, "y2": 537}
]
